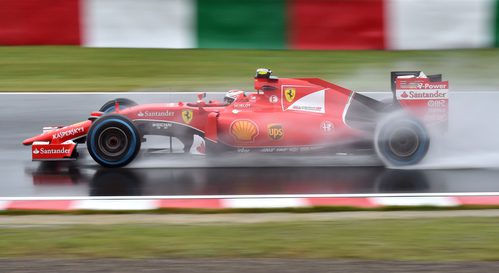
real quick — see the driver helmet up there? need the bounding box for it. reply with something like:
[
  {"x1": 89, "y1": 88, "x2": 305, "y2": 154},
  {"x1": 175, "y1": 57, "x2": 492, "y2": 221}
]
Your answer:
[{"x1": 224, "y1": 90, "x2": 245, "y2": 104}]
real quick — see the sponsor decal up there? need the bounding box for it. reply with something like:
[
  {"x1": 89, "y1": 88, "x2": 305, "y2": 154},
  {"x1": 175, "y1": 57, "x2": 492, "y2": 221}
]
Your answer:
[
  {"x1": 230, "y1": 120, "x2": 258, "y2": 142},
  {"x1": 258, "y1": 146, "x2": 321, "y2": 153},
  {"x1": 267, "y1": 124, "x2": 284, "y2": 140},
  {"x1": 52, "y1": 127, "x2": 85, "y2": 140},
  {"x1": 152, "y1": 122, "x2": 173, "y2": 130},
  {"x1": 397, "y1": 90, "x2": 448, "y2": 100},
  {"x1": 182, "y1": 109, "x2": 193, "y2": 124},
  {"x1": 33, "y1": 148, "x2": 70, "y2": 155},
  {"x1": 284, "y1": 88, "x2": 296, "y2": 102},
  {"x1": 137, "y1": 110, "x2": 175, "y2": 118},
  {"x1": 291, "y1": 105, "x2": 323, "y2": 112},
  {"x1": 417, "y1": 82, "x2": 448, "y2": 89},
  {"x1": 286, "y1": 89, "x2": 326, "y2": 114},
  {"x1": 234, "y1": 103, "x2": 251, "y2": 109},
  {"x1": 321, "y1": 121, "x2": 334, "y2": 132},
  {"x1": 269, "y1": 95, "x2": 279, "y2": 104},
  {"x1": 428, "y1": 100, "x2": 447, "y2": 108},
  {"x1": 237, "y1": 148, "x2": 250, "y2": 153}
]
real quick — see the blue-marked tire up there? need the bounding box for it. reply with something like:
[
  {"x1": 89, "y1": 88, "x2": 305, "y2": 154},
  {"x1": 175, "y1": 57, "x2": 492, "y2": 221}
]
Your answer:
[
  {"x1": 87, "y1": 114, "x2": 141, "y2": 168},
  {"x1": 99, "y1": 98, "x2": 137, "y2": 113},
  {"x1": 375, "y1": 118, "x2": 430, "y2": 167}
]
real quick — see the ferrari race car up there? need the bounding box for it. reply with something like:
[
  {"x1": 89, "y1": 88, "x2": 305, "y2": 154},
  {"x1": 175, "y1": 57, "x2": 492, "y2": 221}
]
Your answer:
[{"x1": 23, "y1": 69, "x2": 449, "y2": 168}]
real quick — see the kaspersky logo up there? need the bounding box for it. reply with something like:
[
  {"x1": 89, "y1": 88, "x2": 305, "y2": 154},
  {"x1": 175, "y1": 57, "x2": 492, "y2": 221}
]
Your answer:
[
  {"x1": 52, "y1": 127, "x2": 85, "y2": 140},
  {"x1": 33, "y1": 148, "x2": 70, "y2": 155}
]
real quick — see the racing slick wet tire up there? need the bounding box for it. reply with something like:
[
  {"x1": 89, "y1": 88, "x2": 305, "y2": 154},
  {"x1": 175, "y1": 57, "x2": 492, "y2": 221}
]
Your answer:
[
  {"x1": 87, "y1": 114, "x2": 141, "y2": 168},
  {"x1": 374, "y1": 117, "x2": 430, "y2": 167},
  {"x1": 99, "y1": 98, "x2": 137, "y2": 113}
]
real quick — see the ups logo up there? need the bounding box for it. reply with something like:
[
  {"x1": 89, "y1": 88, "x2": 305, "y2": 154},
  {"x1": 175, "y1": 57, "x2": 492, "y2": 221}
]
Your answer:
[{"x1": 268, "y1": 124, "x2": 284, "y2": 140}]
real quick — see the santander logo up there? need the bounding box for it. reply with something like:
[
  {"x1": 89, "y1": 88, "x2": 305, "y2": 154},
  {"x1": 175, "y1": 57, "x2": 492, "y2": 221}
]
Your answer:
[
  {"x1": 33, "y1": 148, "x2": 70, "y2": 155},
  {"x1": 398, "y1": 90, "x2": 447, "y2": 100},
  {"x1": 137, "y1": 111, "x2": 174, "y2": 118}
]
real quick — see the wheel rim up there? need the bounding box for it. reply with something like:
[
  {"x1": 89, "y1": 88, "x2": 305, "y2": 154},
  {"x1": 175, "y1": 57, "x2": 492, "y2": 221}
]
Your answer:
[
  {"x1": 97, "y1": 127, "x2": 129, "y2": 158},
  {"x1": 388, "y1": 126, "x2": 419, "y2": 158}
]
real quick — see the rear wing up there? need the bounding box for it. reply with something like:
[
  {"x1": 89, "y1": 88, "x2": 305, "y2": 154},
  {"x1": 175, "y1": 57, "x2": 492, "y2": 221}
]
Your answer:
[{"x1": 391, "y1": 71, "x2": 449, "y2": 128}]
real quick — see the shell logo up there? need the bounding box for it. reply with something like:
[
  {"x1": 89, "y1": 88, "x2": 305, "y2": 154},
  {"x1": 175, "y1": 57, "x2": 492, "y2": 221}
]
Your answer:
[{"x1": 230, "y1": 120, "x2": 258, "y2": 142}]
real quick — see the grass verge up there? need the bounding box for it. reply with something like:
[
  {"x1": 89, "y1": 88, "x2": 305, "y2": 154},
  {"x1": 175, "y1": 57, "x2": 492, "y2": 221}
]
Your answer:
[
  {"x1": 0, "y1": 217, "x2": 498, "y2": 260},
  {"x1": 1, "y1": 46, "x2": 499, "y2": 91}
]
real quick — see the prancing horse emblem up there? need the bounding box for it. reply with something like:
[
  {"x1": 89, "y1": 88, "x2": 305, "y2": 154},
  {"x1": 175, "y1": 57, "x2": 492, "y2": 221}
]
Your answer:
[
  {"x1": 182, "y1": 109, "x2": 193, "y2": 124},
  {"x1": 284, "y1": 88, "x2": 296, "y2": 102}
]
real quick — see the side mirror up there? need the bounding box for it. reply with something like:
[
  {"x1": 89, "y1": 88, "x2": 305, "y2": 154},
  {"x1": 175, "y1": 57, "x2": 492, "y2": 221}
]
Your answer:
[
  {"x1": 197, "y1": 92, "x2": 206, "y2": 100},
  {"x1": 197, "y1": 100, "x2": 206, "y2": 113}
]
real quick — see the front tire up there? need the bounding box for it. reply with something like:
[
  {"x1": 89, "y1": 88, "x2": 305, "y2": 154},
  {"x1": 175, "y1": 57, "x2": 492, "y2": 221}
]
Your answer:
[
  {"x1": 375, "y1": 117, "x2": 430, "y2": 167},
  {"x1": 87, "y1": 115, "x2": 141, "y2": 168}
]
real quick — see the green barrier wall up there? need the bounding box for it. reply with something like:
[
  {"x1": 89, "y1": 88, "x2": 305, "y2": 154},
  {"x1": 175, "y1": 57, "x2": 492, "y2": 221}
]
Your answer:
[{"x1": 197, "y1": 0, "x2": 286, "y2": 49}]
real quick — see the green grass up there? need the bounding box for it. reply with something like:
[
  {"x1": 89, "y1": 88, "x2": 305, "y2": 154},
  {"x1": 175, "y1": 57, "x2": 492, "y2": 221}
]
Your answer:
[
  {"x1": 1, "y1": 46, "x2": 499, "y2": 91},
  {"x1": 1, "y1": 218, "x2": 499, "y2": 260}
]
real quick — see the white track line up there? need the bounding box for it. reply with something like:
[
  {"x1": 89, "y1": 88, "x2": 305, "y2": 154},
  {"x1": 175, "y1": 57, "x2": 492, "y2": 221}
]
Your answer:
[
  {"x1": 0, "y1": 92, "x2": 227, "y2": 95},
  {"x1": 1, "y1": 192, "x2": 499, "y2": 201},
  {"x1": 0, "y1": 91, "x2": 494, "y2": 95}
]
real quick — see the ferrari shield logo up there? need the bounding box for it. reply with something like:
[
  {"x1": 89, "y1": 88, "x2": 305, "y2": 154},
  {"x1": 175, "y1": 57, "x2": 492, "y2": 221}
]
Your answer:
[
  {"x1": 182, "y1": 109, "x2": 193, "y2": 124},
  {"x1": 284, "y1": 88, "x2": 296, "y2": 102}
]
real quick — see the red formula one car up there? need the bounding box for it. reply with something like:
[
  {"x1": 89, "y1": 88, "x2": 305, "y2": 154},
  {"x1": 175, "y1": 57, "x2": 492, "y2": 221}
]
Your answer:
[{"x1": 23, "y1": 69, "x2": 449, "y2": 168}]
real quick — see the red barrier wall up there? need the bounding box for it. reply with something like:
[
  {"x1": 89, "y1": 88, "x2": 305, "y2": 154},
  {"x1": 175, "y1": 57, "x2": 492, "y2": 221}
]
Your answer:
[
  {"x1": 289, "y1": 0, "x2": 385, "y2": 50},
  {"x1": 0, "y1": 0, "x2": 80, "y2": 45}
]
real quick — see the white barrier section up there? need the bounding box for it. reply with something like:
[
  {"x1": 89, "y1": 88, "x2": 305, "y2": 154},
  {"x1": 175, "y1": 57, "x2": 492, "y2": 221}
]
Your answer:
[
  {"x1": 0, "y1": 201, "x2": 8, "y2": 210},
  {"x1": 82, "y1": 0, "x2": 195, "y2": 48},
  {"x1": 222, "y1": 198, "x2": 308, "y2": 209},
  {"x1": 386, "y1": 0, "x2": 494, "y2": 49},
  {"x1": 72, "y1": 200, "x2": 158, "y2": 210},
  {"x1": 370, "y1": 197, "x2": 458, "y2": 207}
]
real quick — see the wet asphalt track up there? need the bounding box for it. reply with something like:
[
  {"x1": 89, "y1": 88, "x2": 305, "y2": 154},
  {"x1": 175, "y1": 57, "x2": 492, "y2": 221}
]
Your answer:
[{"x1": 1, "y1": 92, "x2": 499, "y2": 198}]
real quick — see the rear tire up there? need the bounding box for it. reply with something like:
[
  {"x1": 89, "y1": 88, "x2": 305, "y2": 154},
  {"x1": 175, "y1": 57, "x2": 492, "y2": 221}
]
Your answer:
[
  {"x1": 375, "y1": 117, "x2": 430, "y2": 167},
  {"x1": 87, "y1": 115, "x2": 141, "y2": 168}
]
